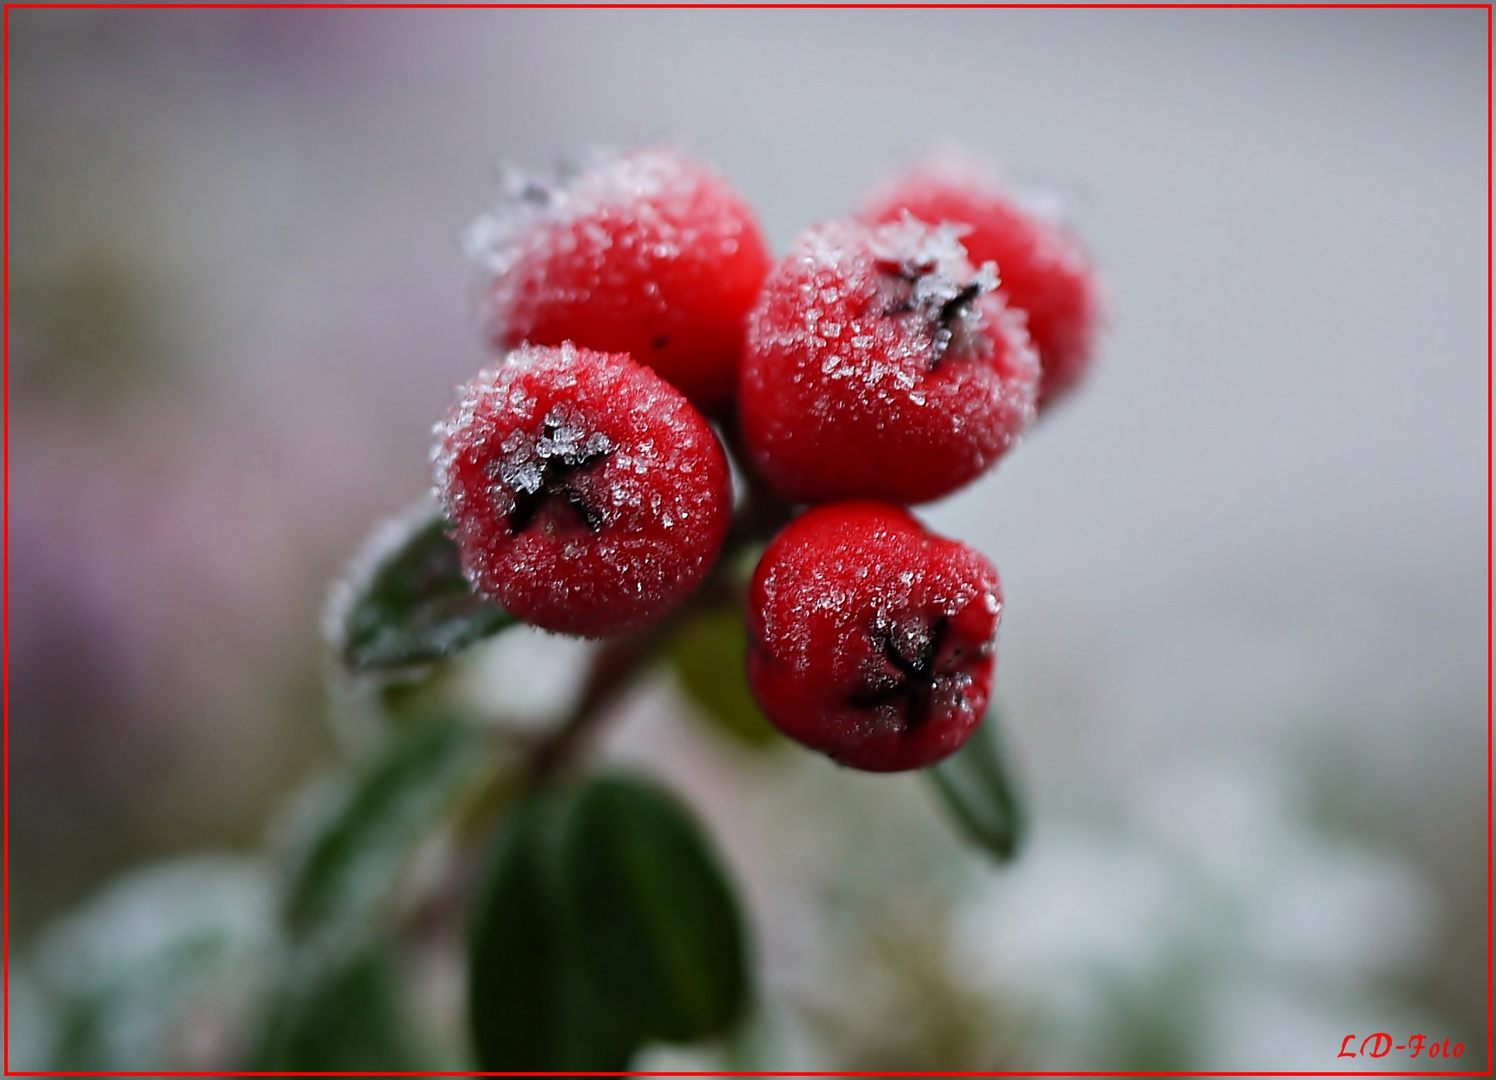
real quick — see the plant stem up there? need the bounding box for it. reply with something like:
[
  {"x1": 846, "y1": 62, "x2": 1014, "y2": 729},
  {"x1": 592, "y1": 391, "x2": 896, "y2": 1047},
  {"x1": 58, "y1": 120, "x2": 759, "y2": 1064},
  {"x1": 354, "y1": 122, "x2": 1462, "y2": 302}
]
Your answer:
[
  {"x1": 519, "y1": 425, "x2": 793, "y2": 785},
  {"x1": 525, "y1": 625, "x2": 669, "y2": 784},
  {"x1": 717, "y1": 412, "x2": 797, "y2": 550}
]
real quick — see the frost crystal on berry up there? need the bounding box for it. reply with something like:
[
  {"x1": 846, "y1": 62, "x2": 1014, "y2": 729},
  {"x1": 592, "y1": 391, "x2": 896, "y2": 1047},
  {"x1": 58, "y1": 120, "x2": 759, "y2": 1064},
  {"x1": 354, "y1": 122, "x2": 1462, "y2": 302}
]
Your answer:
[
  {"x1": 747, "y1": 502, "x2": 1001, "y2": 772},
  {"x1": 465, "y1": 147, "x2": 772, "y2": 408},
  {"x1": 867, "y1": 213, "x2": 1001, "y2": 366},
  {"x1": 740, "y1": 217, "x2": 1039, "y2": 505},
  {"x1": 861, "y1": 151, "x2": 1102, "y2": 407},
  {"x1": 434, "y1": 343, "x2": 731, "y2": 638}
]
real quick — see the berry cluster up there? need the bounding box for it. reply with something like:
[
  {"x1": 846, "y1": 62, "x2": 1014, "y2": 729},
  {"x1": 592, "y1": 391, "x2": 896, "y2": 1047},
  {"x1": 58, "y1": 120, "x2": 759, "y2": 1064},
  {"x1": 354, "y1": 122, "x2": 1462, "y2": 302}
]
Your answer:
[{"x1": 437, "y1": 146, "x2": 1100, "y2": 772}]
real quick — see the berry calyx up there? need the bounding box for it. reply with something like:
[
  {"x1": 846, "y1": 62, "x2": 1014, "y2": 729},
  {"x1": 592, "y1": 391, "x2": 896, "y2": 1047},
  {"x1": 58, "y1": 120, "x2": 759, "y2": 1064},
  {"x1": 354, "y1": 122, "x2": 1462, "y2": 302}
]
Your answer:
[
  {"x1": 468, "y1": 147, "x2": 774, "y2": 410},
  {"x1": 739, "y1": 217, "x2": 1039, "y2": 506},
  {"x1": 746, "y1": 502, "x2": 1001, "y2": 772},
  {"x1": 861, "y1": 152, "x2": 1102, "y2": 407},
  {"x1": 434, "y1": 343, "x2": 731, "y2": 638}
]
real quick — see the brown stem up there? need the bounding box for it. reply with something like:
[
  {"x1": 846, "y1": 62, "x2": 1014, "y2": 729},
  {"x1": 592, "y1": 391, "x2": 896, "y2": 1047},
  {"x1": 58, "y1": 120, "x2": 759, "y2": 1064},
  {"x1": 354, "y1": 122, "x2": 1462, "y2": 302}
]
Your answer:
[
  {"x1": 409, "y1": 434, "x2": 795, "y2": 942},
  {"x1": 716, "y1": 411, "x2": 798, "y2": 550},
  {"x1": 516, "y1": 418, "x2": 792, "y2": 785},
  {"x1": 525, "y1": 625, "x2": 670, "y2": 784}
]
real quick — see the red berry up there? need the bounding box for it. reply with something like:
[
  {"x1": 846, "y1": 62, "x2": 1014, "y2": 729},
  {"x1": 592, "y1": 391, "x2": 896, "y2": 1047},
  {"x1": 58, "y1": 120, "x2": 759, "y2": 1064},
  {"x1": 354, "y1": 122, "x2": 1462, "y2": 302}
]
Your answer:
[
  {"x1": 746, "y1": 502, "x2": 1001, "y2": 772},
  {"x1": 739, "y1": 218, "x2": 1039, "y2": 506},
  {"x1": 469, "y1": 147, "x2": 773, "y2": 410},
  {"x1": 434, "y1": 343, "x2": 731, "y2": 638},
  {"x1": 862, "y1": 153, "x2": 1102, "y2": 408}
]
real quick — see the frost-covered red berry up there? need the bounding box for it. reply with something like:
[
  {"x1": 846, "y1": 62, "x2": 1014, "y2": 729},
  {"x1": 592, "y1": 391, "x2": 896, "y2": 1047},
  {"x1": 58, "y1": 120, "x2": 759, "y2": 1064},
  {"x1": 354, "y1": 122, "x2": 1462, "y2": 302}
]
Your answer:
[
  {"x1": 861, "y1": 153, "x2": 1102, "y2": 407},
  {"x1": 739, "y1": 218, "x2": 1038, "y2": 506},
  {"x1": 434, "y1": 343, "x2": 731, "y2": 638},
  {"x1": 746, "y1": 502, "x2": 1001, "y2": 772},
  {"x1": 468, "y1": 147, "x2": 773, "y2": 410}
]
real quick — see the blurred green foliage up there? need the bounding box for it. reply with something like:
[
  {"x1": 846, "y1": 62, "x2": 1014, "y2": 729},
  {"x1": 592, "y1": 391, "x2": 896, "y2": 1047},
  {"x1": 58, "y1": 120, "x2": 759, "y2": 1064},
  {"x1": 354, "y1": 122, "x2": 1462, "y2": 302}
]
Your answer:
[
  {"x1": 282, "y1": 718, "x2": 485, "y2": 941},
  {"x1": 469, "y1": 775, "x2": 749, "y2": 1071},
  {"x1": 669, "y1": 607, "x2": 780, "y2": 747},
  {"x1": 253, "y1": 948, "x2": 421, "y2": 1072},
  {"x1": 928, "y1": 709, "x2": 1025, "y2": 862},
  {"x1": 334, "y1": 510, "x2": 518, "y2": 674}
]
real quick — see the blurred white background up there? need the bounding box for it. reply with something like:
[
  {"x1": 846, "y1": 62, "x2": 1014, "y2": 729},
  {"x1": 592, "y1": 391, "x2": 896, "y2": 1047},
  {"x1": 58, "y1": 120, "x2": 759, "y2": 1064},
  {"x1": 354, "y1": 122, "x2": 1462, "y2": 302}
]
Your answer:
[{"x1": 8, "y1": 8, "x2": 1488, "y2": 1072}]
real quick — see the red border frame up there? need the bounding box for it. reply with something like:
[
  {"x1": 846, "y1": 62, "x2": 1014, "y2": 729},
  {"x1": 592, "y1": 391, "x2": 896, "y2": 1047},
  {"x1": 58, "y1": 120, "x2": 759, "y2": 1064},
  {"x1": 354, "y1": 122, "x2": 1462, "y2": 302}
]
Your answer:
[{"x1": 0, "y1": 4, "x2": 1490, "y2": 1071}]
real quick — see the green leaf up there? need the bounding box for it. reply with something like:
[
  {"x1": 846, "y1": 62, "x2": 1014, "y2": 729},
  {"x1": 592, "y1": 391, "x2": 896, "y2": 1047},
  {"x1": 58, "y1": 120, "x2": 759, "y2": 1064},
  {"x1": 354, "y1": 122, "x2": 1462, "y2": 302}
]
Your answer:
[
  {"x1": 329, "y1": 507, "x2": 516, "y2": 673},
  {"x1": 284, "y1": 719, "x2": 483, "y2": 939},
  {"x1": 467, "y1": 776, "x2": 750, "y2": 1072},
  {"x1": 927, "y1": 707, "x2": 1026, "y2": 861},
  {"x1": 253, "y1": 947, "x2": 421, "y2": 1071},
  {"x1": 560, "y1": 776, "x2": 749, "y2": 1042},
  {"x1": 468, "y1": 795, "x2": 639, "y2": 1072},
  {"x1": 668, "y1": 608, "x2": 779, "y2": 747}
]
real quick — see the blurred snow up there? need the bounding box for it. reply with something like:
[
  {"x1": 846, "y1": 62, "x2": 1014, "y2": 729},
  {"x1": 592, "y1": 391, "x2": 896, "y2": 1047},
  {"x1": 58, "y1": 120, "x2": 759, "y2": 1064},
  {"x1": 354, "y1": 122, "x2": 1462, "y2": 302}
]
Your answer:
[
  {"x1": 21, "y1": 856, "x2": 274, "y2": 1071},
  {"x1": 950, "y1": 759, "x2": 1442, "y2": 1070},
  {"x1": 448, "y1": 623, "x2": 593, "y2": 730}
]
